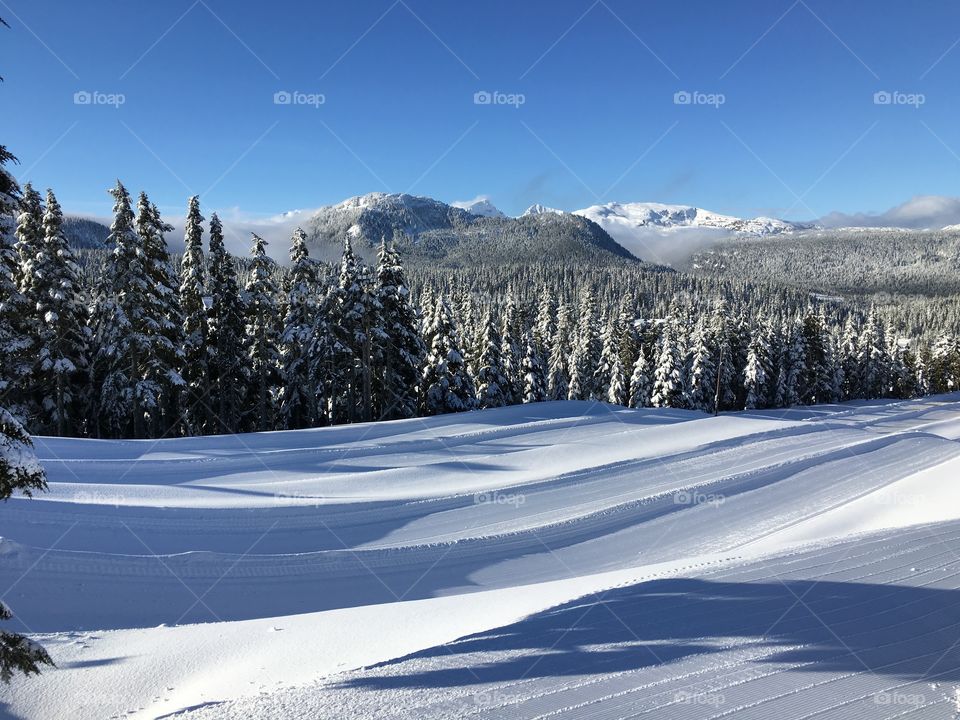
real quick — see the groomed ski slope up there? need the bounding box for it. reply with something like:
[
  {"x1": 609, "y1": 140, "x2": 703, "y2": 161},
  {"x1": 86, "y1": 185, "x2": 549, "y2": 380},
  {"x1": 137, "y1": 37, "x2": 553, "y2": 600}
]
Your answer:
[{"x1": 3, "y1": 396, "x2": 960, "y2": 718}]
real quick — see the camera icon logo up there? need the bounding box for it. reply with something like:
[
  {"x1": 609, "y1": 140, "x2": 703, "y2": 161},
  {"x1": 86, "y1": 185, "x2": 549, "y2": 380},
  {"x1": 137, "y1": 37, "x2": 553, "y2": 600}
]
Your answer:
[
  {"x1": 274, "y1": 90, "x2": 292, "y2": 105},
  {"x1": 474, "y1": 90, "x2": 492, "y2": 105},
  {"x1": 74, "y1": 90, "x2": 92, "y2": 105}
]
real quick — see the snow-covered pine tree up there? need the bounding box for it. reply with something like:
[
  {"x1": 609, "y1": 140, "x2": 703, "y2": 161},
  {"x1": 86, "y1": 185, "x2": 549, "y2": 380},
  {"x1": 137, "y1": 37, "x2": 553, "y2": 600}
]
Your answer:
[
  {"x1": 568, "y1": 289, "x2": 601, "y2": 400},
  {"x1": 279, "y1": 228, "x2": 318, "y2": 429},
  {"x1": 179, "y1": 196, "x2": 210, "y2": 433},
  {"x1": 421, "y1": 296, "x2": 476, "y2": 415},
  {"x1": 782, "y1": 319, "x2": 807, "y2": 407},
  {"x1": 13, "y1": 183, "x2": 42, "y2": 297},
  {"x1": 6, "y1": 183, "x2": 44, "y2": 422},
  {"x1": 651, "y1": 324, "x2": 684, "y2": 408},
  {"x1": 522, "y1": 330, "x2": 547, "y2": 404},
  {"x1": 711, "y1": 300, "x2": 737, "y2": 411},
  {"x1": 334, "y1": 237, "x2": 383, "y2": 423},
  {"x1": 474, "y1": 308, "x2": 509, "y2": 409},
  {"x1": 595, "y1": 319, "x2": 626, "y2": 405},
  {"x1": 628, "y1": 345, "x2": 653, "y2": 408},
  {"x1": 137, "y1": 195, "x2": 184, "y2": 436},
  {"x1": 800, "y1": 308, "x2": 834, "y2": 405},
  {"x1": 929, "y1": 335, "x2": 959, "y2": 393},
  {"x1": 206, "y1": 213, "x2": 248, "y2": 433},
  {"x1": 0, "y1": 407, "x2": 53, "y2": 681},
  {"x1": 32, "y1": 189, "x2": 90, "y2": 435},
  {"x1": 375, "y1": 240, "x2": 424, "y2": 420},
  {"x1": 858, "y1": 310, "x2": 889, "y2": 399},
  {"x1": 546, "y1": 300, "x2": 572, "y2": 401},
  {"x1": 91, "y1": 181, "x2": 156, "y2": 438},
  {"x1": 0, "y1": 145, "x2": 31, "y2": 420},
  {"x1": 499, "y1": 293, "x2": 523, "y2": 405},
  {"x1": 244, "y1": 234, "x2": 282, "y2": 431},
  {"x1": 685, "y1": 317, "x2": 716, "y2": 412},
  {"x1": 743, "y1": 321, "x2": 772, "y2": 410}
]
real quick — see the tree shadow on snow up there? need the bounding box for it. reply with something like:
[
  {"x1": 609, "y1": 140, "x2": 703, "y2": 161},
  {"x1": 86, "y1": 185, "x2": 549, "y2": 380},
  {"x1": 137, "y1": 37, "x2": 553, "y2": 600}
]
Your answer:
[{"x1": 336, "y1": 577, "x2": 960, "y2": 690}]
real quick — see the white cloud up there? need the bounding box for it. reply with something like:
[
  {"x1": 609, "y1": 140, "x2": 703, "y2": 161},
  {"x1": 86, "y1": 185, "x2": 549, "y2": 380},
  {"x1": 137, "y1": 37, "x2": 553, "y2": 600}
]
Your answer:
[{"x1": 820, "y1": 195, "x2": 960, "y2": 230}]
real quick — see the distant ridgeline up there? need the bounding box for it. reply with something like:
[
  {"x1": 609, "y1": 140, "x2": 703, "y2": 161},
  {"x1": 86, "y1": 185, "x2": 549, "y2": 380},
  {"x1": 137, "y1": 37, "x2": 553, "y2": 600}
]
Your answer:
[{"x1": 5, "y1": 179, "x2": 960, "y2": 441}]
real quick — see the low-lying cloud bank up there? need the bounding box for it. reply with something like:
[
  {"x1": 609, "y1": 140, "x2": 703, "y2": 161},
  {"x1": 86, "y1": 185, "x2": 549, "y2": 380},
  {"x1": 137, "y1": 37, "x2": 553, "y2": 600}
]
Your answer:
[{"x1": 819, "y1": 195, "x2": 960, "y2": 230}]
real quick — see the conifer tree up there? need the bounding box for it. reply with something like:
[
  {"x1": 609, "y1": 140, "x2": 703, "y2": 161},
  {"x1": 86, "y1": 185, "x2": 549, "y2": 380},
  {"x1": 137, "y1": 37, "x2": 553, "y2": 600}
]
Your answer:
[
  {"x1": 207, "y1": 213, "x2": 248, "y2": 432},
  {"x1": 546, "y1": 300, "x2": 572, "y2": 401},
  {"x1": 244, "y1": 234, "x2": 281, "y2": 431},
  {"x1": 137, "y1": 195, "x2": 184, "y2": 436},
  {"x1": 685, "y1": 317, "x2": 716, "y2": 412},
  {"x1": 374, "y1": 240, "x2": 424, "y2": 420},
  {"x1": 279, "y1": 229, "x2": 318, "y2": 429},
  {"x1": 179, "y1": 196, "x2": 210, "y2": 433},
  {"x1": 500, "y1": 294, "x2": 523, "y2": 404},
  {"x1": 0, "y1": 145, "x2": 30, "y2": 419},
  {"x1": 744, "y1": 321, "x2": 772, "y2": 410},
  {"x1": 522, "y1": 331, "x2": 547, "y2": 403},
  {"x1": 474, "y1": 308, "x2": 509, "y2": 408},
  {"x1": 32, "y1": 190, "x2": 89, "y2": 435},
  {"x1": 629, "y1": 346, "x2": 653, "y2": 408},
  {"x1": 651, "y1": 325, "x2": 684, "y2": 408},
  {"x1": 421, "y1": 296, "x2": 475, "y2": 415}
]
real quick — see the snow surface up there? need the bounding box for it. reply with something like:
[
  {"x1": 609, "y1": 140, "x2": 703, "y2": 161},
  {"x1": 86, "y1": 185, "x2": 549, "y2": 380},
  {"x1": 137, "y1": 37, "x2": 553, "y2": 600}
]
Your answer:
[{"x1": 3, "y1": 396, "x2": 960, "y2": 718}]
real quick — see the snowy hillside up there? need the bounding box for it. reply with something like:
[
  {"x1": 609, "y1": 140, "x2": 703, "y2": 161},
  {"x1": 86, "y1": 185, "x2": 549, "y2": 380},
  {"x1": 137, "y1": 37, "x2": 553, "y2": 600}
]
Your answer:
[
  {"x1": 3, "y1": 396, "x2": 960, "y2": 718},
  {"x1": 305, "y1": 192, "x2": 637, "y2": 265},
  {"x1": 574, "y1": 201, "x2": 808, "y2": 264}
]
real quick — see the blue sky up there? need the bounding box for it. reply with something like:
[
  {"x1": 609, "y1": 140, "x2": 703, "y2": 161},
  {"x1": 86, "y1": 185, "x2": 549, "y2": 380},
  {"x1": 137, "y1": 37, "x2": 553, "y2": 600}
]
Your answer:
[{"x1": 2, "y1": 0, "x2": 960, "y2": 221}]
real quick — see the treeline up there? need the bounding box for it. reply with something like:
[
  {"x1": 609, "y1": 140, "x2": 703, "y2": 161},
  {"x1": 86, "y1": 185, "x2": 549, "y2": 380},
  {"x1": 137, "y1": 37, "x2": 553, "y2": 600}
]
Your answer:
[{"x1": 4, "y1": 179, "x2": 960, "y2": 441}]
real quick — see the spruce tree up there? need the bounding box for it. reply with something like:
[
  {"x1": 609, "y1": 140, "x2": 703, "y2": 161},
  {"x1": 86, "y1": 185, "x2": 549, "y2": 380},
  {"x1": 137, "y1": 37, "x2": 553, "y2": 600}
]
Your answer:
[
  {"x1": 522, "y1": 331, "x2": 547, "y2": 404},
  {"x1": 475, "y1": 308, "x2": 509, "y2": 408},
  {"x1": 629, "y1": 346, "x2": 653, "y2": 408},
  {"x1": 279, "y1": 228, "x2": 318, "y2": 429},
  {"x1": 651, "y1": 325, "x2": 684, "y2": 408},
  {"x1": 421, "y1": 296, "x2": 475, "y2": 415},
  {"x1": 179, "y1": 196, "x2": 210, "y2": 433},
  {"x1": 206, "y1": 213, "x2": 248, "y2": 432},
  {"x1": 375, "y1": 240, "x2": 424, "y2": 420},
  {"x1": 743, "y1": 321, "x2": 772, "y2": 410},
  {"x1": 137, "y1": 195, "x2": 184, "y2": 436},
  {"x1": 33, "y1": 190, "x2": 90, "y2": 435},
  {"x1": 244, "y1": 234, "x2": 281, "y2": 431},
  {"x1": 546, "y1": 300, "x2": 572, "y2": 401}
]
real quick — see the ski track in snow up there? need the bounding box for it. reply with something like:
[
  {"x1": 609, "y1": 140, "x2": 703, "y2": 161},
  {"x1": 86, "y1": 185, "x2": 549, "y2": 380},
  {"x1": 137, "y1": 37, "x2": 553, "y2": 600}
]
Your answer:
[{"x1": 3, "y1": 397, "x2": 960, "y2": 718}]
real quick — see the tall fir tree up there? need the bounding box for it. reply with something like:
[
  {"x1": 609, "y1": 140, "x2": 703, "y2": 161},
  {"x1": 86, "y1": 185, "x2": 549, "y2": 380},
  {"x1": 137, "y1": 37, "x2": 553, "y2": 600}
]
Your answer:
[
  {"x1": 279, "y1": 229, "x2": 319, "y2": 429},
  {"x1": 179, "y1": 196, "x2": 210, "y2": 433},
  {"x1": 421, "y1": 296, "x2": 476, "y2": 415},
  {"x1": 522, "y1": 331, "x2": 547, "y2": 404},
  {"x1": 32, "y1": 190, "x2": 90, "y2": 435},
  {"x1": 244, "y1": 234, "x2": 282, "y2": 431},
  {"x1": 206, "y1": 213, "x2": 248, "y2": 433},
  {"x1": 374, "y1": 240, "x2": 424, "y2": 420},
  {"x1": 474, "y1": 308, "x2": 509, "y2": 409},
  {"x1": 137, "y1": 195, "x2": 184, "y2": 436}
]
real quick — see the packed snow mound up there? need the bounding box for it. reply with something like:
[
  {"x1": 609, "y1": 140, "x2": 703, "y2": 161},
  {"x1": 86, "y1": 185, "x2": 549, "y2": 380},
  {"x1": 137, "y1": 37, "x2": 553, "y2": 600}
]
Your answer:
[{"x1": 4, "y1": 395, "x2": 960, "y2": 718}]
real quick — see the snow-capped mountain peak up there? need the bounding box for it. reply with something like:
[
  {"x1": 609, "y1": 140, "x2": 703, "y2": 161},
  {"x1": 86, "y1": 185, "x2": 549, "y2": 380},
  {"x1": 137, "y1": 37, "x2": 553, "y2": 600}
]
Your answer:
[
  {"x1": 450, "y1": 196, "x2": 506, "y2": 218},
  {"x1": 521, "y1": 204, "x2": 565, "y2": 217}
]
